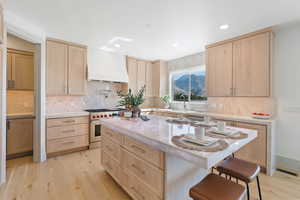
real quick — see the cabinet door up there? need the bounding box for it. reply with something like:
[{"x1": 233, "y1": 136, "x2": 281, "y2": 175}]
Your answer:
[
  {"x1": 68, "y1": 45, "x2": 87, "y2": 95},
  {"x1": 127, "y1": 57, "x2": 138, "y2": 93},
  {"x1": 233, "y1": 33, "x2": 270, "y2": 96},
  {"x1": 11, "y1": 53, "x2": 34, "y2": 90},
  {"x1": 137, "y1": 60, "x2": 146, "y2": 92},
  {"x1": 145, "y1": 62, "x2": 153, "y2": 97},
  {"x1": 7, "y1": 119, "x2": 33, "y2": 155},
  {"x1": 234, "y1": 122, "x2": 267, "y2": 168},
  {"x1": 206, "y1": 43, "x2": 233, "y2": 97},
  {"x1": 46, "y1": 41, "x2": 68, "y2": 95},
  {"x1": 7, "y1": 53, "x2": 13, "y2": 88}
]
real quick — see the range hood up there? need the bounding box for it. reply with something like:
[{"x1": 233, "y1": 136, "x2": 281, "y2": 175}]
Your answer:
[{"x1": 87, "y1": 48, "x2": 128, "y2": 82}]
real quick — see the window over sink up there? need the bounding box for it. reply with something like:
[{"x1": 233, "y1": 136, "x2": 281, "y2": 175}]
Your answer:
[{"x1": 170, "y1": 66, "x2": 207, "y2": 102}]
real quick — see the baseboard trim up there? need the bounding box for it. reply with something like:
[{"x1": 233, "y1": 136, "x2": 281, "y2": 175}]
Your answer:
[{"x1": 276, "y1": 155, "x2": 300, "y2": 176}]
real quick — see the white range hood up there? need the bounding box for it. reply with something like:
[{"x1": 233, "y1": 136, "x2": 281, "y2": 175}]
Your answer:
[{"x1": 87, "y1": 48, "x2": 128, "y2": 82}]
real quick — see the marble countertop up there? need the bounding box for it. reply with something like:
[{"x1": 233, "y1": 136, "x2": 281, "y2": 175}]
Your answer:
[
  {"x1": 46, "y1": 111, "x2": 89, "y2": 119},
  {"x1": 100, "y1": 115, "x2": 257, "y2": 169},
  {"x1": 7, "y1": 113, "x2": 35, "y2": 120},
  {"x1": 142, "y1": 108, "x2": 275, "y2": 125}
]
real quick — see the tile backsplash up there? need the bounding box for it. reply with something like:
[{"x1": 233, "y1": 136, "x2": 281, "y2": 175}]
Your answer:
[
  {"x1": 46, "y1": 81, "x2": 124, "y2": 114},
  {"x1": 7, "y1": 90, "x2": 35, "y2": 114},
  {"x1": 207, "y1": 97, "x2": 276, "y2": 116}
]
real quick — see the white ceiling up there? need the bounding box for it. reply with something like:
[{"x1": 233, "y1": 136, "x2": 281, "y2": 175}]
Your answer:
[{"x1": 7, "y1": 0, "x2": 300, "y2": 60}]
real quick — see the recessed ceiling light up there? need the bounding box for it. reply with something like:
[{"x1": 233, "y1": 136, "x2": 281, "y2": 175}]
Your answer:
[
  {"x1": 114, "y1": 44, "x2": 121, "y2": 48},
  {"x1": 172, "y1": 43, "x2": 179, "y2": 47},
  {"x1": 219, "y1": 24, "x2": 229, "y2": 30},
  {"x1": 108, "y1": 37, "x2": 133, "y2": 44},
  {"x1": 99, "y1": 46, "x2": 115, "y2": 52}
]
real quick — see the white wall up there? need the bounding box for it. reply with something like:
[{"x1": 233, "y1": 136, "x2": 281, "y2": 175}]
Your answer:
[{"x1": 274, "y1": 22, "x2": 300, "y2": 168}]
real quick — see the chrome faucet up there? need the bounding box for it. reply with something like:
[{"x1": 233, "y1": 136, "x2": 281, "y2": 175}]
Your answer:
[{"x1": 183, "y1": 97, "x2": 187, "y2": 110}]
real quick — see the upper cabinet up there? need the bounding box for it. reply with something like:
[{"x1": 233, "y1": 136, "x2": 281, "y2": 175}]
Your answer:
[
  {"x1": 68, "y1": 46, "x2": 87, "y2": 95},
  {"x1": 206, "y1": 43, "x2": 233, "y2": 97},
  {"x1": 233, "y1": 33, "x2": 270, "y2": 96},
  {"x1": 46, "y1": 39, "x2": 87, "y2": 96},
  {"x1": 206, "y1": 28, "x2": 272, "y2": 97},
  {"x1": 127, "y1": 57, "x2": 167, "y2": 98},
  {"x1": 7, "y1": 49, "x2": 34, "y2": 90}
]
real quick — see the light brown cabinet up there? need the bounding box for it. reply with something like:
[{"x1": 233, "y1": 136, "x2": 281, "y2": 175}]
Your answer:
[
  {"x1": 127, "y1": 57, "x2": 138, "y2": 93},
  {"x1": 7, "y1": 119, "x2": 33, "y2": 157},
  {"x1": 206, "y1": 28, "x2": 272, "y2": 97},
  {"x1": 7, "y1": 49, "x2": 34, "y2": 90},
  {"x1": 46, "y1": 116, "x2": 89, "y2": 156},
  {"x1": 233, "y1": 33, "x2": 270, "y2": 96},
  {"x1": 102, "y1": 126, "x2": 165, "y2": 200},
  {"x1": 206, "y1": 43, "x2": 233, "y2": 97},
  {"x1": 46, "y1": 39, "x2": 87, "y2": 96},
  {"x1": 68, "y1": 45, "x2": 87, "y2": 95},
  {"x1": 46, "y1": 40, "x2": 68, "y2": 95},
  {"x1": 233, "y1": 122, "x2": 267, "y2": 169}
]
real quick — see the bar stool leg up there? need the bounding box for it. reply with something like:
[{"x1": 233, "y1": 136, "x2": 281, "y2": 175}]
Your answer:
[
  {"x1": 257, "y1": 176, "x2": 262, "y2": 200},
  {"x1": 246, "y1": 184, "x2": 250, "y2": 200}
]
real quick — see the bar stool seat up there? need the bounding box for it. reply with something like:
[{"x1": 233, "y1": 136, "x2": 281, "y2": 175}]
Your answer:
[
  {"x1": 216, "y1": 157, "x2": 260, "y2": 183},
  {"x1": 190, "y1": 174, "x2": 246, "y2": 200},
  {"x1": 216, "y1": 157, "x2": 262, "y2": 200}
]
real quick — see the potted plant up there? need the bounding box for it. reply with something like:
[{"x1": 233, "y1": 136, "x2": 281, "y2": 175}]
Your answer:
[
  {"x1": 117, "y1": 86, "x2": 145, "y2": 118},
  {"x1": 160, "y1": 95, "x2": 171, "y2": 109}
]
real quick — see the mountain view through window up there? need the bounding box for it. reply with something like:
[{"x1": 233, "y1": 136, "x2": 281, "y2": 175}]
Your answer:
[{"x1": 172, "y1": 70, "x2": 206, "y2": 101}]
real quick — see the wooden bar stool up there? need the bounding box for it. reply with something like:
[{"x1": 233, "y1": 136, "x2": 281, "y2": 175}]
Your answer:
[
  {"x1": 216, "y1": 157, "x2": 262, "y2": 200},
  {"x1": 189, "y1": 174, "x2": 246, "y2": 200}
]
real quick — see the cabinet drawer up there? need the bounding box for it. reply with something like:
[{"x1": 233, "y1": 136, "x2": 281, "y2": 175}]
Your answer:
[
  {"x1": 122, "y1": 149, "x2": 164, "y2": 197},
  {"x1": 102, "y1": 136, "x2": 121, "y2": 162},
  {"x1": 102, "y1": 126, "x2": 122, "y2": 144},
  {"x1": 47, "y1": 135, "x2": 89, "y2": 153},
  {"x1": 47, "y1": 124, "x2": 88, "y2": 140},
  {"x1": 121, "y1": 170, "x2": 161, "y2": 200},
  {"x1": 123, "y1": 136, "x2": 164, "y2": 169},
  {"x1": 102, "y1": 151, "x2": 120, "y2": 182},
  {"x1": 47, "y1": 116, "x2": 88, "y2": 127}
]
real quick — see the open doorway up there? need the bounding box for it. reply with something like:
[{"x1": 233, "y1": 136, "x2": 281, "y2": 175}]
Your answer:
[{"x1": 6, "y1": 34, "x2": 35, "y2": 160}]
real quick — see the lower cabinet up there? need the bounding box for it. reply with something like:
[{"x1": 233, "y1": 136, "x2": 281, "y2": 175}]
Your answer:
[
  {"x1": 233, "y1": 122, "x2": 267, "y2": 169},
  {"x1": 7, "y1": 118, "x2": 34, "y2": 158},
  {"x1": 102, "y1": 126, "x2": 165, "y2": 200},
  {"x1": 46, "y1": 116, "x2": 89, "y2": 156}
]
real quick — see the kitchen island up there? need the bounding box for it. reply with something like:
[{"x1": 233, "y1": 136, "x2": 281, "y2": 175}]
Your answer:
[{"x1": 100, "y1": 115, "x2": 257, "y2": 200}]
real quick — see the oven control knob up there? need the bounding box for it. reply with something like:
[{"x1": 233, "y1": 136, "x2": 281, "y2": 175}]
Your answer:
[
  {"x1": 92, "y1": 116, "x2": 96, "y2": 119},
  {"x1": 100, "y1": 115, "x2": 103, "y2": 118},
  {"x1": 104, "y1": 115, "x2": 107, "y2": 118}
]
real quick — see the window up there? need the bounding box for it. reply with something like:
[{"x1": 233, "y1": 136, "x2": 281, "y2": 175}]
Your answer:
[{"x1": 170, "y1": 67, "x2": 207, "y2": 102}]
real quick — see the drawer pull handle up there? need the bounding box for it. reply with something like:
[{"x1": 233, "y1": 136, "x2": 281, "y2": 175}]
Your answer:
[
  {"x1": 62, "y1": 130, "x2": 75, "y2": 133},
  {"x1": 131, "y1": 145, "x2": 146, "y2": 154},
  {"x1": 61, "y1": 141, "x2": 75, "y2": 145},
  {"x1": 63, "y1": 120, "x2": 76, "y2": 123},
  {"x1": 131, "y1": 164, "x2": 145, "y2": 175},
  {"x1": 131, "y1": 186, "x2": 145, "y2": 200}
]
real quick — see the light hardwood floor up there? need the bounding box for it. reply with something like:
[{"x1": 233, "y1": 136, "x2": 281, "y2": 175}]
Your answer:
[{"x1": 0, "y1": 149, "x2": 299, "y2": 200}]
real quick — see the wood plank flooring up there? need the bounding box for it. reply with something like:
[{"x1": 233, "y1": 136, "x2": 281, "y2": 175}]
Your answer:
[{"x1": 0, "y1": 149, "x2": 299, "y2": 200}]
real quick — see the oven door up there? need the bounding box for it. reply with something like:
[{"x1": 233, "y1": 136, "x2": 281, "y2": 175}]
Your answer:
[{"x1": 90, "y1": 120, "x2": 102, "y2": 142}]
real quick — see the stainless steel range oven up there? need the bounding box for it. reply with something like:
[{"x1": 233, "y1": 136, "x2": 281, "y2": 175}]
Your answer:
[{"x1": 85, "y1": 109, "x2": 122, "y2": 149}]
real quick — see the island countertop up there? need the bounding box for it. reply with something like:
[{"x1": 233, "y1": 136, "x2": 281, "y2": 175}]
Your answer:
[{"x1": 100, "y1": 115, "x2": 257, "y2": 169}]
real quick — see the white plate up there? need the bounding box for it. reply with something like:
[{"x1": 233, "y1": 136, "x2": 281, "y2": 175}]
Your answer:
[
  {"x1": 208, "y1": 127, "x2": 239, "y2": 136},
  {"x1": 183, "y1": 135, "x2": 218, "y2": 146}
]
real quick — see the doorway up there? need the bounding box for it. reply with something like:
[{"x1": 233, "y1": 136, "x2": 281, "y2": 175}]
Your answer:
[{"x1": 6, "y1": 34, "x2": 35, "y2": 160}]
